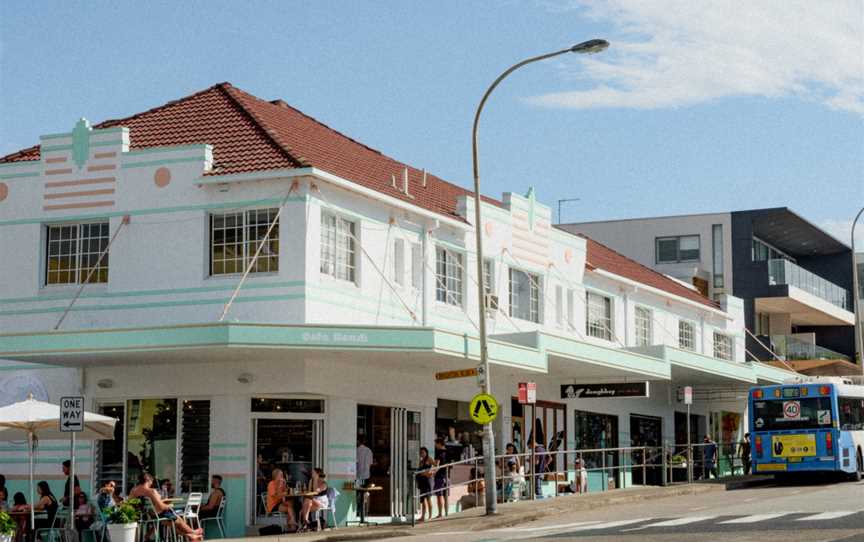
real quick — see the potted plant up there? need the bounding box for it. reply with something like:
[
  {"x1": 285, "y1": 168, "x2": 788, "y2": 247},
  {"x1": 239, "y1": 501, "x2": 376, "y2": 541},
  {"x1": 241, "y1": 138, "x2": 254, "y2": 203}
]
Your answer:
[
  {"x1": 0, "y1": 510, "x2": 15, "y2": 542},
  {"x1": 106, "y1": 498, "x2": 140, "y2": 542}
]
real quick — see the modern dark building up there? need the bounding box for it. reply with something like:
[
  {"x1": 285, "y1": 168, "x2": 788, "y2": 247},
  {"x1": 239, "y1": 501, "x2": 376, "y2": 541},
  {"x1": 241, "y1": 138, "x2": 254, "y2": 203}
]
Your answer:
[{"x1": 560, "y1": 207, "x2": 857, "y2": 364}]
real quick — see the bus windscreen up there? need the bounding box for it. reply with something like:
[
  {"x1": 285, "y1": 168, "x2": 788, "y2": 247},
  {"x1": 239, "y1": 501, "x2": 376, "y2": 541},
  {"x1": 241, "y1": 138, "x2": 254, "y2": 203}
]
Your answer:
[{"x1": 752, "y1": 397, "x2": 833, "y2": 431}]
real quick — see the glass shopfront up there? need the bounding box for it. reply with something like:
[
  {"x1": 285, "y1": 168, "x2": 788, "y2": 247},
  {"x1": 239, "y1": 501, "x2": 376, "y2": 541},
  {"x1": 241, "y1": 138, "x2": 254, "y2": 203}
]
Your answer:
[
  {"x1": 574, "y1": 410, "x2": 619, "y2": 487},
  {"x1": 630, "y1": 414, "x2": 662, "y2": 485}
]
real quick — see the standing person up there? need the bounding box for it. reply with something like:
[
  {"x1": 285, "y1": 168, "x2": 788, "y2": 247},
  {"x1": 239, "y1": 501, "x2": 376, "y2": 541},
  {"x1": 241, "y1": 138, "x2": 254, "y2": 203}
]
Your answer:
[
  {"x1": 199, "y1": 475, "x2": 225, "y2": 519},
  {"x1": 266, "y1": 468, "x2": 297, "y2": 532},
  {"x1": 529, "y1": 438, "x2": 548, "y2": 497},
  {"x1": 129, "y1": 473, "x2": 203, "y2": 541},
  {"x1": 739, "y1": 433, "x2": 752, "y2": 476},
  {"x1": 61, "y1": 460, "x2": 81, "y2": 506},
  {"x1": 298, "y1": 468, "x2": 328, "y2": 532},
  {"x1": 432, "y1": 438, "x2": 449, "y2": 519},
  {"x1": 355, "y1": 437, "x2": 373, "y2": 515},
  {"x1": 414, "y1": 448, "x2": 433, "y2": 523},
  {"x1": 33, "y1": 481, "x2": 58, "y2": 531},
  {"x1": 702, "y1": 435, "x2": 717, "y2": 480}
]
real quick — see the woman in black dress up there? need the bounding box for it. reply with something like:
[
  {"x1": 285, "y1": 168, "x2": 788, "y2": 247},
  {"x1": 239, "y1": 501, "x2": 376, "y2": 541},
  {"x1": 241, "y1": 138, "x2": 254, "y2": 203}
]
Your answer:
[
  {"x1": 415, "y1": 447, "x2": 433, "y2": 522},
  {"x1": 433, "y1": 438, "x2": 449, "y2": 518},
  {"x1": 33, "y1": 481, "x2": 58, "y2": 532}
]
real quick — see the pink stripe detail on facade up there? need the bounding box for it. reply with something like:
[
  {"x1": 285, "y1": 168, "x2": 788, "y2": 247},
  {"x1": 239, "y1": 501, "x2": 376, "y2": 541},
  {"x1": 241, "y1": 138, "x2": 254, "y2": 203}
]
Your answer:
[
  {"x1": 44, "y1": 188, "x2": 115, "y2": 200},
  {"x1": 87, "y1": 164, "x2": 117, "y2": 172},
  {"x1": 45, "y1": 156, "x2": 68, "y2": 164},
  {"x1": 43, "y1": 200, "x2": 115, "y2": 211},
  {"x1": 45, "y1": 168, "x2": 74, "y2": 176},
  {"x1": 93, "y1": 151, "x2": 117, "y2": 159},
  {"x1": 45, "y1": 177, "x2": 115, "y2": 189}
]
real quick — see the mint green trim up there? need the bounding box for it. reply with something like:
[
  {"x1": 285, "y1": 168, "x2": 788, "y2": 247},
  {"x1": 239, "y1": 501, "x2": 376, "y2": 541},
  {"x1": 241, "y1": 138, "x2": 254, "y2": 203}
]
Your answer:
[
  {"x1": 90, "y1": 140, "x2": 124, "y2": 148},
  {"x1": 0, "y1": 196, "x2": 300, "y2": 227},
  {"x1": 0, "y1": 162, "x2": 40, "y2": 169},
  {"x1": 0, "y1": 172, "x2": 40, "y2": 179},
  {"x1": 314, "y1": 195, "x2": 423, "y2": 235},
  {"x1": 0, "y1": 280, "x2": 304, "y2": 304},
  {"x1": 0, "y1": 443, "x2": 90, "y2": 452},
  {"x1": 435, "y1": 239, "x2": 467, "y2": 253},
  {"x1": 0, "y1": 363, "x2": 62, "y2": 371},
  {"x1": 542, "y1": 333, "x2": 670, "y2": 380},
  {"x1": 211, "y1": 455, "x2": 246, "y2": 462},
  {"x1": 652, "y1": 345, "x2": 756, "y2": 384},
  {"x1": 40, "y1": 132, "x2": 71, "y2": 140},
  {"x1": 40, "y1": 144, "x2": 73, "y2": 152},
  {"x1": 327, "y1": 444, "x2": 354, "y2": 450},
  {"x1": 749, "y1": 361, "x2": 796, "y2": 384},
  {"x1": 71, "y1": 119, "x2": 91, "y2": 168},
  {"x1": 126, "y1": 144, "x2": 211, "y2": 156},
  {"x1": 327, "y1": 456, "x2": 353, "y2": 462},
  {"x1": 1, "y1": 457, "x2": 92, "y2": 464},
  {"x1": 212, "y1": 442, "x2": 246, "y2": 449},
  {"x1": 95, "y1": 127, "x2": 127, "y2": 135},
  {"x1": 122, "y1": 156, "x2": 204, "y2": 169},
  {"x1": 0, "y1": 293, "x2": 304, "y2": 317}
]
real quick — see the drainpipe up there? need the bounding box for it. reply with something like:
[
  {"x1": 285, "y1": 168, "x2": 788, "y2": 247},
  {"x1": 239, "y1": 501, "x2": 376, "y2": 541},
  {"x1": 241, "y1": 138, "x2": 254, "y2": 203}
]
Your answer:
[{"x1": 423, "y1": 219, "x2": 440, "y2": 326}]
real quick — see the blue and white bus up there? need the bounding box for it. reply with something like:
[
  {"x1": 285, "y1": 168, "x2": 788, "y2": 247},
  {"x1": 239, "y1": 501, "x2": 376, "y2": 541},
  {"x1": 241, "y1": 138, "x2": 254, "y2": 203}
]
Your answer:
[{"x1": 749, "y1": 377, "x2": 864, "y2": 479}]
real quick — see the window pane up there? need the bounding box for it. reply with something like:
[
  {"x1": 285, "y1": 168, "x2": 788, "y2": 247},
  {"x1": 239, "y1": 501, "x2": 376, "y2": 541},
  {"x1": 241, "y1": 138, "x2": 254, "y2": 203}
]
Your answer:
[
  {"x1": 586, "y1": 292, "x2": 612, "y2": 340},
  {"x1": 679, "y1": 321, "x2": 695, "y2": 350},
  {"x1": 435, "y1": 247, "x2": 462, "y2": 306},
  {"x1": 126, "y1": 399, "x2": 177, "y2": 492},
  {"x1": 251, "y1": 398, "x2": 325, "y2": 413},
  {"x1": 320, "y1": 213, "x2": 356, "y2": 281},
  {"x1": 635, "y1": 307, "x2": 652, "y2": 347},
  {"x1": 712, "y1": 225, "x2": 724, "y2": 288},
  {"x1": 509, "y1": 269, "x2": 539, "y2": 322},
  {"x1": 96, "y1": 404, "x2": 125, "y2": 490},
  {"x1": 656, "y1": 238, "x2": 678, "y2": 263},
  {"x1": 211, "y1": 212, "x2": 244, "y2": 276},
  {"x1": 246, "y1": 208, "x2": 279, "y2": 273},
  {"x1": 678, "y1": 236, "x2": 700, "y2": 261}
]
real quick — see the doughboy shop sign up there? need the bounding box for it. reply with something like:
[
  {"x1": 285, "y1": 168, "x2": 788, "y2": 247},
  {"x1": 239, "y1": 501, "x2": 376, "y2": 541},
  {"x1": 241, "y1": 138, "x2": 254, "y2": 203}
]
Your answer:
[{"x1": 562, "y1": 382, "x2": 649, "y2": 399}]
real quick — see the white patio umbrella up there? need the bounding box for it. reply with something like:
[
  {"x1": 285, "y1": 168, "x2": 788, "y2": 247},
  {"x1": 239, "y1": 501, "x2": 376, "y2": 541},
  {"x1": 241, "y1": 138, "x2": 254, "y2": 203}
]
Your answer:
[{"x1": 0, "y1": 395, "x2": 117, "y2": 533}]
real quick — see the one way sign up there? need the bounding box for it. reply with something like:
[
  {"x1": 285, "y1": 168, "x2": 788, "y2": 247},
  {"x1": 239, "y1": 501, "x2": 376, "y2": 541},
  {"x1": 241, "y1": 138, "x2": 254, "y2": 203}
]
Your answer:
[{"x1": 60, "y1": 396, "x2": 84, "y2": 433}]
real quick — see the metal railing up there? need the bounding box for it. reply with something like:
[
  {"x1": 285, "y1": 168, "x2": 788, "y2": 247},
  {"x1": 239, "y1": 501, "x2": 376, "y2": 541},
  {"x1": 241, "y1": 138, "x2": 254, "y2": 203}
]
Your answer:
[
  {"x1": 769, "y1": 334, "x2": 850, "y2": 361},
  {"x1": 407, "y1": 441, "x2": 753, "y2": 524},
  {"x1": 768, "y1": 259, "x2": 849, "y2": 310}
]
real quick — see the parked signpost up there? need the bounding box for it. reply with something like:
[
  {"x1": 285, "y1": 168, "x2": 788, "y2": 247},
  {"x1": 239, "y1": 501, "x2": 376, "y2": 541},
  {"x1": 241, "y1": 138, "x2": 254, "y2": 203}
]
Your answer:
[
  {"x1": 684, "y1": 386, "x2": 693, "y2": 483},
  {"x1": 60, "y1": 396, "x2": 84, "y2": 537}
]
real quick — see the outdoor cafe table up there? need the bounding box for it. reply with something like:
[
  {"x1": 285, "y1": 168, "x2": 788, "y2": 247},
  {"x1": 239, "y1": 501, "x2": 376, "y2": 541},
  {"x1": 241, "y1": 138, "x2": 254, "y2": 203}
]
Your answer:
[
  {"x1": 9, "y1": 510, "x2": 46, "y2": 542},
  {"x1": 345, "y1": 486, "x2": 383, "y2": 526}
]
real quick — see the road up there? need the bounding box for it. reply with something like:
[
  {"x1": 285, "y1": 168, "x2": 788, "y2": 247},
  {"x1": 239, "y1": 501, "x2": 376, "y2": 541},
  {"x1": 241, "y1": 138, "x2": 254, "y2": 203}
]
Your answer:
[{"x1": 399, "y1": 479, "x2": 864, "y2": 541}]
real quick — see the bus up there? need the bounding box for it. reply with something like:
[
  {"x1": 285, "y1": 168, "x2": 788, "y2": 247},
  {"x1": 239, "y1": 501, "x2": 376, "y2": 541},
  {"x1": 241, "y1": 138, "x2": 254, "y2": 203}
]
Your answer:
[{"x1": 749, "y1": 377, "x2": 864, "y2": 479}]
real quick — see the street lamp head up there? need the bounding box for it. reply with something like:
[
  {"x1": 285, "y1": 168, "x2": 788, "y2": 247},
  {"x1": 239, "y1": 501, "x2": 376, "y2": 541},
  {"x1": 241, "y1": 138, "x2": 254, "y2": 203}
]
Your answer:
[{"x1": 570, "y1": 39, "x2": 609, "y2": 54}]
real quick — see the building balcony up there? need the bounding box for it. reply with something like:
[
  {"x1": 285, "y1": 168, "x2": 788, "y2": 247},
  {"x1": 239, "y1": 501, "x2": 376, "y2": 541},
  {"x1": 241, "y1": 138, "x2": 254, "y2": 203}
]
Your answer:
[
  {"x1": 768, "y1": 334, "x2": 851, "y2": 362},
  {"x1": 767, "y1": 259, "x2": 849, "y2": 310}
]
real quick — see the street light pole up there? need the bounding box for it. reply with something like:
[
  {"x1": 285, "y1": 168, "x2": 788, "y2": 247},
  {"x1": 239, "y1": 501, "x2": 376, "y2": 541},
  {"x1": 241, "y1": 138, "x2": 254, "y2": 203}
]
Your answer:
[
  {"x1": 471, "y1": 38, "x2": 609, "y2": 515},
  {"x1": 852, "y1": 206, "x2": 864, "y2": 373}
]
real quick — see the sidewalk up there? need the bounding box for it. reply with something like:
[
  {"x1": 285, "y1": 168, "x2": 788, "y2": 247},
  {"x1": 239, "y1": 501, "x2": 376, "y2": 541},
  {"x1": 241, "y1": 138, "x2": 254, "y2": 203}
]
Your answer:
[{"x1": 225, "y1": 483, "x2": 724, "y2": 542}]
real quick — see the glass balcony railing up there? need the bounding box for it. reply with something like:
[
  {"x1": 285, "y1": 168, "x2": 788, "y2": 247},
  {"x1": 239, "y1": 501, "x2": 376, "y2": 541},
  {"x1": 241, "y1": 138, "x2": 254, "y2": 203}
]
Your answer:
[
  {"x1": 770, "y1": 334, "x2": 850, "y2": 362},
  {"x1": 767, "y1": 259, "x2": 849, "y2": 310}
]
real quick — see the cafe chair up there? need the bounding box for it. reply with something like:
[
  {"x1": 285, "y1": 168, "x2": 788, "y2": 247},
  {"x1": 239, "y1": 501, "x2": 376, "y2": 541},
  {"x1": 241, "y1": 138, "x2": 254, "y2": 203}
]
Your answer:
[
  {"x1": 36, "y1": 507, "x2": 70, "y2": 542},
  {"x1": 310, "y1": 488, "x2": 338, "y2": 531},
  {"x1": 181, "y1": 493, "x2": 203, "y2": 530},
  {"x1": 200, "y1": 498, "x2": 226, "y2": 539}
]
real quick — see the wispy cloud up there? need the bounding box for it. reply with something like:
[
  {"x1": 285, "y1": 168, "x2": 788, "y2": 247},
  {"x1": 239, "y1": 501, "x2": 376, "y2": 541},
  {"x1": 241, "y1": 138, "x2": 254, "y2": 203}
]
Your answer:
[{"x1": 529, "y1": 1, "x2": 864, "y2": 113}]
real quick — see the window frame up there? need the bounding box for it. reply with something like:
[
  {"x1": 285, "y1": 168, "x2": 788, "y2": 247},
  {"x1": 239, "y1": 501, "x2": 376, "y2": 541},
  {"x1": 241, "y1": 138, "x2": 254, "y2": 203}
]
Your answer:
[
  {"x1": 44, "y1": 219, "x2": 111, "y2": 287},
  {"x1": 320, "y1": 211, "x2": 357, "y2": 283},
  {"x1": 435, "y1": 245, "x2": 464, "y2": 307},
  {"x1": 586, "y1": 290, "x2": 613, "y2": 341},
  {"x1": 655, "y1": 235, "x2": 701, "y2": 264},
  {"x1": 712, "y1": 224, "x2": 724, "y2": 289},
  {"x1": 634, "y1": 305, "x2": 653, "y2": 347},
  {"x1": 209, "y1": 207, "x2": 280, "y2": 277},
  {"x1": 509, "y1": 267, "x2": 541, "y2": 323},
  {"x1": 678, "y1": 319, "x2": 696, "y2": 351},
  {"x1": 713, "y1": 331, "x2": 733, "y2": 361}
]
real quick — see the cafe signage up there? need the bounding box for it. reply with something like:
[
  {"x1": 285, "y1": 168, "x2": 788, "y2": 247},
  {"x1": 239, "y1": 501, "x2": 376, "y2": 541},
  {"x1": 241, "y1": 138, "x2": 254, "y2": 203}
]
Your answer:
[{"x1": 561, "y1": 382, "x2": 649, "y2": 399}]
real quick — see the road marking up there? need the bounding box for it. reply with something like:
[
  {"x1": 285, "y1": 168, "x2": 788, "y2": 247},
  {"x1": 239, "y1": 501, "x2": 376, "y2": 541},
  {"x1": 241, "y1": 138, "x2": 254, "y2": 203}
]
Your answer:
[
  {"x1": 717, "y1": 513, "x2": 789, "y2": 524},
  {"x1": 514, "y1": 518, "x2": 649, "y2": 537},
  {"x1": 796, "y1": 511, "x2": 859, "y2": 521},
  {"x1": 626, "y1": 516, "x2": 717, "y2": 529},
  {"x1": 490, "y1": 521, "x2": 600, "y2": 533},
  {"x1": 689, "y1": 506, "x2": 708, "y2": 511}
]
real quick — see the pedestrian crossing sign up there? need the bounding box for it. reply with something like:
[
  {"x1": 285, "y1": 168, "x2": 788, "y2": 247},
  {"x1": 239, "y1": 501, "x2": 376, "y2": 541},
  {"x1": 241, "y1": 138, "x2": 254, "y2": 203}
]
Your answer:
[{"x1": 469, "y1": 393, "x2": 499, "y2": 425}]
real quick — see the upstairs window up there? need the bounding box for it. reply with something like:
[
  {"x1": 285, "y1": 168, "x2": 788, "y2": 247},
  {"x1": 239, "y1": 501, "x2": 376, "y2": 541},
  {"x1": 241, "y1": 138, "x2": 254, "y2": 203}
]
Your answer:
[
  {"x1": 679, "y1": 320, "x2": 696, "y2": 351},
  {"x1": 211, "y1": 209, "x2": 279, "y2": 275},
  {"x1": 435, "y1": 247, "x2": 463, "y2": 306},
  {"x1": 586, "y1": 291, "x2": 613, "y2": 340},
  {"x1": 46, "y1": 221, "x2": 110, "y2": 285},
  {"x1": 656, "y1": 235, "x2": 700, "y2": 263},
  {"x1": 393, "y1": 239, "x2": 405, "y2": 286},
  {"x1": 713, "y1": 332, "x2": 733, "y2": 361},
  {"x1": 634, "y1": 306, "x2": 652, "y2": 347},
  {"x1": 320, "y1": 212, "x2": 356, "y2": 282},
  {"x1": 410, "y1": 243, "x2": 423, "y2": 289},
  {"x1": 509, "y1": 268, "x2": 540, "y2": 323}
]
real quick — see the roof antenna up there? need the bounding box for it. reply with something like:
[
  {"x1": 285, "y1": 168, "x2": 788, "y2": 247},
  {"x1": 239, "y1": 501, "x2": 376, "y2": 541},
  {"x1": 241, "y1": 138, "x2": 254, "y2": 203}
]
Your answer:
[
  {"x1": 402, "y1": 167, "x2": 410, "y2": 197},
  {"x1": 422, "y1": 169, "x2": 427, "y2": 188}
]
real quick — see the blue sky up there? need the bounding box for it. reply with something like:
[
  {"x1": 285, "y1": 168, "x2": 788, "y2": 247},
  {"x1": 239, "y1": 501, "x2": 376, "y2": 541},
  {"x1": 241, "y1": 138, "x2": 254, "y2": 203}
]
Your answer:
[{"x1": 1, "y1": 1, "x2": 862, "y2": 244}]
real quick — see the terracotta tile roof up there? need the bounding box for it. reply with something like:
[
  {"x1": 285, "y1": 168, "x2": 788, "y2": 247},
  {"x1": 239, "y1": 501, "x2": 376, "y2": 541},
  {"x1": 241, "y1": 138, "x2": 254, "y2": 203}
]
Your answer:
[
  {"x1": 0, "y1": 82, "x2": 499, "y2": 220},
  {"x1": 581, "y1": 235, "x2": 721, "y2": 309}
]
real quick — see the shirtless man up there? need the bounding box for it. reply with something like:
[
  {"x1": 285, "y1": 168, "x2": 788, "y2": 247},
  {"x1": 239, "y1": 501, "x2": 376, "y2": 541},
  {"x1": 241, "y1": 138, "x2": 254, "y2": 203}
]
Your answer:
[{"x1": 130, "y1": 473, "x2": 203, "y2": 541}]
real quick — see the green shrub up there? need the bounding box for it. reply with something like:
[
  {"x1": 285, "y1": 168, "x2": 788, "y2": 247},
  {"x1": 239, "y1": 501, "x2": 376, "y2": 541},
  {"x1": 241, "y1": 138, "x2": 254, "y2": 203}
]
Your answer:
[
  {"x1": 107, "y1": 499, "x2": 141, "y2": 524},
  {"x1": 0, "y1": 510, "x2": 15, "y2": 536}
]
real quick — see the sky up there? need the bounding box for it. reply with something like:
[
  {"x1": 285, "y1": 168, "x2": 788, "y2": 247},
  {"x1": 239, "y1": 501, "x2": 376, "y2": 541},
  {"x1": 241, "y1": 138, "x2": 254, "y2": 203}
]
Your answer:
[{"x1": 1, "y1": 0, "x2": 862, "y2": 247}]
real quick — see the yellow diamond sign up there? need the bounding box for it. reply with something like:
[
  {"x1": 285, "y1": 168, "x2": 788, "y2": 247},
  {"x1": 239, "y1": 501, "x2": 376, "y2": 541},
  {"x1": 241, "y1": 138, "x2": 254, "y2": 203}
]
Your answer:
[{"x1": 469, "y1": 393, "x2": 499, "y2": 425}]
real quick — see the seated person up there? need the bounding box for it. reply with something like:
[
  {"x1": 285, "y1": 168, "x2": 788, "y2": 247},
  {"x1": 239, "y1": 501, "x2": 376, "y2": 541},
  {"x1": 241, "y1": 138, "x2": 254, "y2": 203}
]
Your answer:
[
  {"x1": 129, "y1": 473, "x2": 203, "y2": 542},
  {"x1": 33, "y1": 481, "x2": 58, "y2": 531},
  {"x1": 74, "y1": 491, "x2": 94, "y2": 530},
  {"x1": 266, "y1": 468, "x2": 297, "y2": 531},
  {"x1": 299, "y1": 468, "x2": 328, "y2": 531},
  {"x1": 97, "y1": 481, "x2": 120, "y2": 512},
  {"x1": 0, "y1": 487, "x2": 7, "y2": 511},
  {"x1": 11, "y1": 492, "x2": 28, "y2": 513},
  {"x1": 199, "y1": 475, "x2": 225, "y2": 519}
]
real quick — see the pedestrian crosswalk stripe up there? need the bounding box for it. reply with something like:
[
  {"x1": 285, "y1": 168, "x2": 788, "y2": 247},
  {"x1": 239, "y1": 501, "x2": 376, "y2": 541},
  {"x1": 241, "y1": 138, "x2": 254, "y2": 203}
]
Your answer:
[
  {"x1": 634, "y1": 516, "x2": 717, "y2": 528},
  {"x1": 514, "y1": 518, "x2": 650, "y2": 537},
  {"x1": 796, "y1": 511, "x2": 858, "y2": 521},
  {"x1": 718, "y1": 513, "x2": 789, "y2": 524},
  {"x1": 490, "y1": 521, "x2": 600, "y2": 533}
]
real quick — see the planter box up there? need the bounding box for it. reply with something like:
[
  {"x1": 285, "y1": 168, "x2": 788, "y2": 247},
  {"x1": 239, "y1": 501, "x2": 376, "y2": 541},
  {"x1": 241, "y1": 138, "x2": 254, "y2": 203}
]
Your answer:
[{"x1": 107, "y1": 523, "x2": 138, "y2": 542}]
